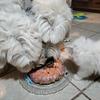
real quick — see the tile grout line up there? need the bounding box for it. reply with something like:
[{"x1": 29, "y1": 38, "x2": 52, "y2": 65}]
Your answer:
[
  {"x1": 70, "y1": 76, "x2": 100, "y2": 100},
  {"x1": 71, "y1": 92, "x2": 82, "y2": 100},
  {"x1": 70, "y1": 81, "x2": 92, "y2": 100},
  {"x1": 71, "y1": 93, "x2": 92, "y2": 100},
  {"x1": 80, "y1": 77, "x2": 100, "y2": 100},
  {"x1": 82, "y1": 76, "x2": 100, "y2": 92},
  {"x1": 82, "y1": 93, "x2": 92, "y2": 100},
  {"x1": 87, "y1": 33, "x2": 99, "y2": 39},
  {"x1": 89, "y1": 32, "x2": 100, "y2": 39}
]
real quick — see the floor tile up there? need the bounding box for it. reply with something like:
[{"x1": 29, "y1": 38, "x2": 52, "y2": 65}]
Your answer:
[
  {"x1": 84, "y1": 79, "x2": 100, "y2": 100},
  {"x1": 73, "y1": 94, "x2": 90, "y2": 100},
  {"x1": 71, "y1": 79, "x2": 92, "y2": 90},
  {"x1": 69, "y1": 26, "x2": 96, "y2": 41},
  {"x1": 45, "y1": 83, "x2": 80, "y2": 100},
  {"x1": 0, "y1": 71, "x2": 80, "y2": 100},
  {"x1": 77, "y1": 22, "x2": 100, "y2": 33}
]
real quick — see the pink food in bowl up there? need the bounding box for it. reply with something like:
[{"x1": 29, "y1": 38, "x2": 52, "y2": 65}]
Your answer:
[{"x1": 29, "y1": 59, "x2": 65, "y2": 85}]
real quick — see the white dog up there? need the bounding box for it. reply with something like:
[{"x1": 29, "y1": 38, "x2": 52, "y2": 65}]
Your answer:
[
  {"x1": 65, "y1": 36, "x2": 100, "y2": 80},
  {"x1": 22, "y1": 0, "x2": 73, "y2": 64},
  {"x1": 0, "y1": 0, "x2": 42, "y2": 72},
  {"x1": 0, "y1": 0, "x2": 72, "y2": 72},
  {"x1": 31, "y1": 0, "x2": 73, "y2": 61},
  {"x1": 31, "y1": 0, "x2": 73, "y2": 44}
]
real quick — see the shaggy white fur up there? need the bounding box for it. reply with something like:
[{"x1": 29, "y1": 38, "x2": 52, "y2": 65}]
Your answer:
[
  {"x1": 0, "y1": 0, "x2": 42, "y2": 72},
  {"x1": 30, "y1": 0, "x2": 73, "y2": 61},
  {"x1": 69, "y1": 36, "x2": 100, "y2": 80},
  {"x1": 0, "y1": 0, "x2": 72, "y2": 72},
  {"x1": 31, "y1": 0, "x2": 73, "y2": 44}
]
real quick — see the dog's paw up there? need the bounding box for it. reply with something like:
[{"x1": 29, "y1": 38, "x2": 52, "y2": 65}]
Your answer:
[{"x1": 73, "y1": 74, "x2": 82, "y2": 81}]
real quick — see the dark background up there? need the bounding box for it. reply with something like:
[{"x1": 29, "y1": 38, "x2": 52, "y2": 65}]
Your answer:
[{"x1": 72, "y1": 0, "x2": 100, "y2": 13}]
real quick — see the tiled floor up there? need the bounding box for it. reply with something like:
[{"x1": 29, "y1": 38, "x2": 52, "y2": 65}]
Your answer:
[{"x1": 0, "y1": 12, "x2": 100, "y2": 100}]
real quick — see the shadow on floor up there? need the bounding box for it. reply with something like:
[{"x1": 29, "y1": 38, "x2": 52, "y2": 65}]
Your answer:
[{"x1": 0, "y1": 63, "x2": 21, "y2": 80}]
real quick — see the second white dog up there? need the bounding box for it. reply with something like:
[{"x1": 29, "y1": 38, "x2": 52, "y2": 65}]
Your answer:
[{"x1": 65, "y1": 36, "x2": 100, "y2": 80}]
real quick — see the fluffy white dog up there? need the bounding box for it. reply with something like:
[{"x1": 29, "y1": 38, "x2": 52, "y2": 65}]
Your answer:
[
  {"x1": 30, "y1": 0, "x2": 73, "y2": 62},
  {"x1": 31, "y1": 0, "x2": 73, "y2": 44},
  {"x1": 65, "y1": 36, "x2": 100, "y2": 80},
  {"x1": 0, "y1": 0, "x2": 72, "y2": 72},
  {"x1": 0, "y1": 0, "x2": 42, "y2": 72}
]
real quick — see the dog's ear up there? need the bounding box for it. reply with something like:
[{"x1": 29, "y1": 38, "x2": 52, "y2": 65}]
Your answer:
[{"x1": 64, "y1": 59, "x2": 79, "y2": 74}]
